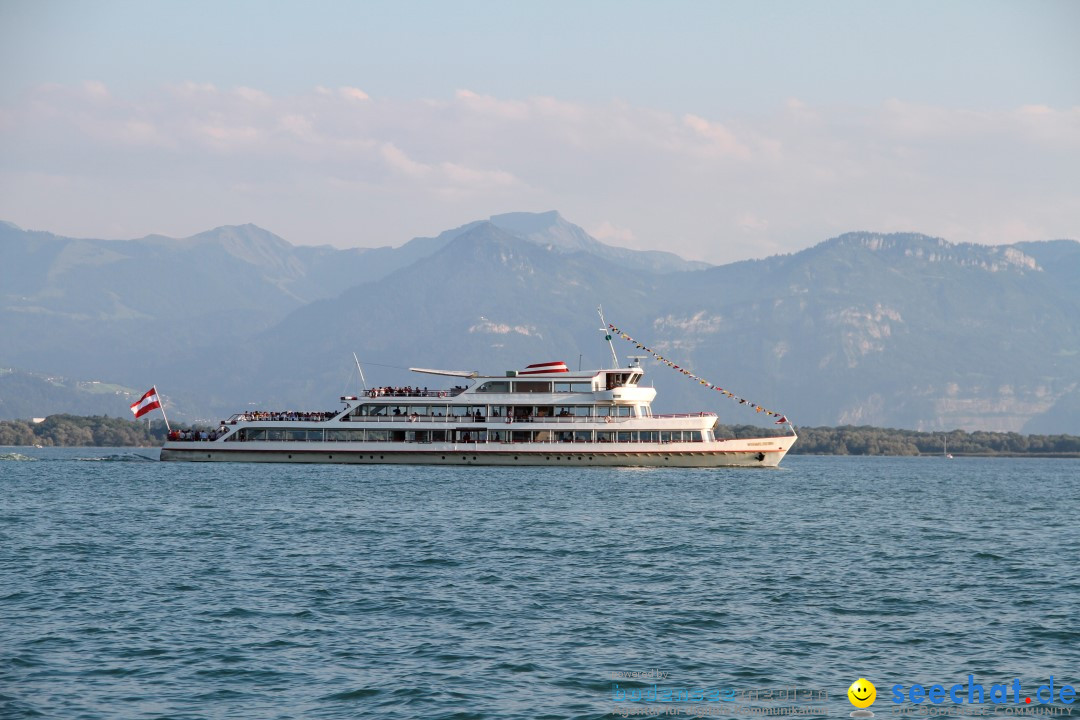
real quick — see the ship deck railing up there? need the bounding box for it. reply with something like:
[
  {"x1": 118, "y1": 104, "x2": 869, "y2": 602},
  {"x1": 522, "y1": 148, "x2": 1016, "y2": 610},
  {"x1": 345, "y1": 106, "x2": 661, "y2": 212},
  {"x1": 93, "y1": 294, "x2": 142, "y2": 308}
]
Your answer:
[
  {"x1": 349, "y1": 388, "x2": 468, "y2": 400},
  {"x1": 342, "y1": 412, "x2": 717, "y2": 424},
  {"x1": 220, "y1": 411, "x2": 719, "y2": 426}
]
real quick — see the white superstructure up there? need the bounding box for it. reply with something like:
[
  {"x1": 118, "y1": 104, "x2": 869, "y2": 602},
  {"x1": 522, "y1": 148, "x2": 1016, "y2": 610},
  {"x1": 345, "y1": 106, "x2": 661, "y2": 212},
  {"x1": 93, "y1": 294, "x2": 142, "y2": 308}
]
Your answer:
[{"x1": 160, "y1": 360, "x2": 796, "y2": 466}]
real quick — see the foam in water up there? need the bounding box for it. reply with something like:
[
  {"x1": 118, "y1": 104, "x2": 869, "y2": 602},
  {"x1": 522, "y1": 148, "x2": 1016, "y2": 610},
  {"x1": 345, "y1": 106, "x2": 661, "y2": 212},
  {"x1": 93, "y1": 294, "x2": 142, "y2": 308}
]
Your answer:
[{"x1": 0, "y1": 452, "x2": 36, "y2": 461}]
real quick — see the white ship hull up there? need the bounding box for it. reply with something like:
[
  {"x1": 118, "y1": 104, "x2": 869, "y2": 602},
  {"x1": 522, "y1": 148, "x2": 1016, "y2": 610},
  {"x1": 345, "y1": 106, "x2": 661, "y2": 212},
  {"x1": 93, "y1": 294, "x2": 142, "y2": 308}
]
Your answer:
[{"x1": 161, "y1": 435, "x2": 795, "y2": 467}]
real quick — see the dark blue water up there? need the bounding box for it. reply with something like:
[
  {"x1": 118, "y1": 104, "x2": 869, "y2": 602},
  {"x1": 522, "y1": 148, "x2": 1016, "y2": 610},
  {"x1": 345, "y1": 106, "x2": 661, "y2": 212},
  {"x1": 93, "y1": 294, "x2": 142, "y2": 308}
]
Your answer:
[{"x1": 2, "y1": 449, "x2": 1077, "y2": 719}]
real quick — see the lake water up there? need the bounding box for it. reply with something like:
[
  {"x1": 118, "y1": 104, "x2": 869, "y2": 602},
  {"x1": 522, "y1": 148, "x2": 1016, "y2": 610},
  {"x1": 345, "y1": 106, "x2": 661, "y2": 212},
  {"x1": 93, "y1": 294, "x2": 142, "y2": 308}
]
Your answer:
[{"x1": 2, "y1": 449, "x2": 1077, "y2": 719}]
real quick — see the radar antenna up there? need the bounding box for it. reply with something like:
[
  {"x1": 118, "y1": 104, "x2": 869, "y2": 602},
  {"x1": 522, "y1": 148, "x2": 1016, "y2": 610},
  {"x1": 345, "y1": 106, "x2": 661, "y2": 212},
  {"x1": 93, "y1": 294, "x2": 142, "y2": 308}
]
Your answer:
[{"x1": 597, "y1": 306, "x2": 619, "y2": 369}]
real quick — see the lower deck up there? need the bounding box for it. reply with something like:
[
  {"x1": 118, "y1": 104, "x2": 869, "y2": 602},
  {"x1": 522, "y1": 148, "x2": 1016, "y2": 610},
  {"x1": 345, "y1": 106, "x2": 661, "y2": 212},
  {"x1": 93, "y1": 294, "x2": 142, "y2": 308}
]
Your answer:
[{"x1": 159, "y1": 436, "x2": 796, "y2": 467}]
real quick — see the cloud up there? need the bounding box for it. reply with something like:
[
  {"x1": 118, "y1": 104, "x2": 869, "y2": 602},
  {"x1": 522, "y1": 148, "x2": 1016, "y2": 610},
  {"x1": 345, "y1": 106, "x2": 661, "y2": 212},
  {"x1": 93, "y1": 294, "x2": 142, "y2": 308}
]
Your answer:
[
  {"x1": 339, "y1": 86, "x2": 369, "y2": 101},
  {"x1": 682, "y1": 114, "x2": 752, "y2": 158},
  {"x1": 82, "y1": 80, "x2": 110, "y2": 100},
  {"x1": 380, "y1": 142, "x2": 432, "y2": 179},
  {"x1": 589, "y1": 220, "x2": 636, "y2": 244},
  {"x1": 1, "y1": 83, "x2": 1076, "y2": 263},
  {"x1": 233, "y1": 86, "x2": 270, "y2": 104},
  {"x1": 455, "y1": 89, "x2": 530, "y2": 120}
]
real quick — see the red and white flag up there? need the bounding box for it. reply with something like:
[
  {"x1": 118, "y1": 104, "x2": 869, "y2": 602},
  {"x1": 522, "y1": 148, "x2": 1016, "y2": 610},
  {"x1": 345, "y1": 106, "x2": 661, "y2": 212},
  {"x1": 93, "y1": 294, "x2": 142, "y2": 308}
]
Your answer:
[
  {"x1": 130, "y1": 387, "x2": 162, "y2": 419},
  {"x1": 519, "y1": 361, "x2": 569, "y2": 375}
]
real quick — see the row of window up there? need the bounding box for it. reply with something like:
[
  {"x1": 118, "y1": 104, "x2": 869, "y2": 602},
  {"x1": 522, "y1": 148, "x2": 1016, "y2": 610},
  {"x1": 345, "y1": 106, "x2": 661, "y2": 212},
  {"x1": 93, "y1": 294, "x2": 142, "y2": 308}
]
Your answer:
[
  {"x1": 475, "y1": 380, "x2": 598, "y2": 393},
  {"x1": 473, "y1": 372, "x2": 641, "y2": 394},
  {"x1": 227, "y1": 428, "x2": 712, "y2": 443},
  {"x1": 349, "y1": 404, "x2": 643, "y2": 418}
]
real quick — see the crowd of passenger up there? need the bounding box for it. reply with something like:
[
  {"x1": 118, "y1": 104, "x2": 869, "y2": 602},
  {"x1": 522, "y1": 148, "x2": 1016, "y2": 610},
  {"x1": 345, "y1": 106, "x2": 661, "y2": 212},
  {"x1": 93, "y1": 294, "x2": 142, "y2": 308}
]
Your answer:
[
  {"x1": 232, "y1": 410, "x2": 338, "y2": 422},
  {"x1": 367, "y1": 385, "x2": 467, "y2": 397},
  {"x1": 168, "y1": 428, "x2": 226, "y2": 442}
]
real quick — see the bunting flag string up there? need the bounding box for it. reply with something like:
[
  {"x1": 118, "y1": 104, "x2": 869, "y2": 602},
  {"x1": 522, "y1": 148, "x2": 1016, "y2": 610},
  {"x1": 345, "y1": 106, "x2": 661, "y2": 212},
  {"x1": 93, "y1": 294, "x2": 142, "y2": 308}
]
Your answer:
[{"x1": 608, "y1": 324, "x2": 790, "y2": 425}]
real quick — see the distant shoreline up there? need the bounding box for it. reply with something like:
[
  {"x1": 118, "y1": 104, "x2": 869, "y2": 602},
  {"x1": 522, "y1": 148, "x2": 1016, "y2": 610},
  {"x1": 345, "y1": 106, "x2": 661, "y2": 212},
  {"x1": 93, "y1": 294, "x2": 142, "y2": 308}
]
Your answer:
[
  {"x1": 5, "y1": 447, "x2": 1077, "y2": 459},
  {"x1": 2, "y1": 415, "x2": 1078, "y2": 456}
]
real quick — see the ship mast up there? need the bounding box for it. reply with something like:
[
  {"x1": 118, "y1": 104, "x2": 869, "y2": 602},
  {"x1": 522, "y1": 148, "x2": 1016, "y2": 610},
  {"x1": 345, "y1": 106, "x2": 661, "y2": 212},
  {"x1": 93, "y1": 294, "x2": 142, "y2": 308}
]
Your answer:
[
  {"x1": 597, "y1": 306, "x2": 619, "y2": 369},
  {"x1": 353, "y1": 353, "x2": 368, "y2": 392}
]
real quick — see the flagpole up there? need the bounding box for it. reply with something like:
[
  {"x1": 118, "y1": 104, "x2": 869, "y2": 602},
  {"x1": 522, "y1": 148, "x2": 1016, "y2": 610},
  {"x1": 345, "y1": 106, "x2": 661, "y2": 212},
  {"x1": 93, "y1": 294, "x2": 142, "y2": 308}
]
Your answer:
[{"x1": 155, "y1": 385, "x2": 172, "y2": 432}]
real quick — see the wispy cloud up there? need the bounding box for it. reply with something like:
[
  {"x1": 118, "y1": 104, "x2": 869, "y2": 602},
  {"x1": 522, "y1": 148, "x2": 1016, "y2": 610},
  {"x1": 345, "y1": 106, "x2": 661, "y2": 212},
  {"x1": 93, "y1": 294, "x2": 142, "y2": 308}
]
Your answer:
[{"x1": 0, "y1": 83, "x2": 1076, "y2": 261}]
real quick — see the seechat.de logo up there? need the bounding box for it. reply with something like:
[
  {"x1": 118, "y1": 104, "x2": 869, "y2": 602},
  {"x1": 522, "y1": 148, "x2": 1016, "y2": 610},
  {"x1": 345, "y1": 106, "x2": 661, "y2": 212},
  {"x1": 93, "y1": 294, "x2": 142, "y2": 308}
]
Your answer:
[{"x1": 890, "y1": 676, "x2": 1076, "y2": 706}]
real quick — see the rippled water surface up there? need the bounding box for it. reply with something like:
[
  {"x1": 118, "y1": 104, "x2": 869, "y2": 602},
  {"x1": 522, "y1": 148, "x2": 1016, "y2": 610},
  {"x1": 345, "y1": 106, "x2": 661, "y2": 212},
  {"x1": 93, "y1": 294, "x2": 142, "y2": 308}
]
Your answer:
[{"x1": 2, "y1": 449, "x2": 1077, "y2": 719}]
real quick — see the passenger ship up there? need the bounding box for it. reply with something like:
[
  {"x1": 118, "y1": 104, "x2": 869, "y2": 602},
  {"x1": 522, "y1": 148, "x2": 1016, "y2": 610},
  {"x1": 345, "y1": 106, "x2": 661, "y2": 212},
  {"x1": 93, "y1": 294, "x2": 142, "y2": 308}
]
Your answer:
[{"x1": 160, "y1": 360, "x2": 796, "y2": 466}]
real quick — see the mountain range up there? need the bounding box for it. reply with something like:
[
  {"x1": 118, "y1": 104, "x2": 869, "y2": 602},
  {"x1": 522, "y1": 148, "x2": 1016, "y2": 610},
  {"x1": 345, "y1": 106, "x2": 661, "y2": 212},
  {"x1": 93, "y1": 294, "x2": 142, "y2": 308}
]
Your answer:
[{"x1": 2, "y1": 213, "x2": 1078, "y2": 433}]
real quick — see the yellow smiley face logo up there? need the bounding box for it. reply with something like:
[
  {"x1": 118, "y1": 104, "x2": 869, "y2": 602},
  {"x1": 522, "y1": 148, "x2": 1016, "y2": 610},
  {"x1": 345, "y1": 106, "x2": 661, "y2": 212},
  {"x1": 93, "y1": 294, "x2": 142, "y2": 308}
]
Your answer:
[{"x1": 848, "y1": 678, "x2": 877, "y2": 708}]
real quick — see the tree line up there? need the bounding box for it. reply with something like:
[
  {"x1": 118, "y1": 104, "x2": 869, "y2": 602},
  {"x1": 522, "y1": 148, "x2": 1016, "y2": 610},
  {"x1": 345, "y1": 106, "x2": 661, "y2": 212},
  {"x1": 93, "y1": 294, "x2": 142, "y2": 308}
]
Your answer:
[
  {"x1": 719, "y1": 424, "x2": 1080, "y2": 456},
  {"x1": 2, "y1": 415, "x2": 1078, "y2": 455},
  {"x1": 0, "y1": 414, "x2": 169, "y2": 447}
]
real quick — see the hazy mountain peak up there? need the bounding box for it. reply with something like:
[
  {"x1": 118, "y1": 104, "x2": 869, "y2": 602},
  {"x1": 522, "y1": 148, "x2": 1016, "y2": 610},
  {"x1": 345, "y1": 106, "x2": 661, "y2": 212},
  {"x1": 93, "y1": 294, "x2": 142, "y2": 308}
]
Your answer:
[
  {"x1": 826, "y1": 231, "x2": 948, "y2": 250},
  {"x1": 183, "y1": 223, "x2": 297, "y2": 268},
  {"x1": 438, "y1": 221, "x2": 538, "y2": 265},
  {"x1": 486, "y1": 210, "x2": 709, "y2": 273},
  {"x1": 488, "y1": 210, "x2": 594, "y2": 253},
  {"x1": 185, "y1": 223, "x2": 288, "y2": 247},
  {"x1": 816, "y1": 231, "x2": 1042, "y2": 273},
  {"x1": 489, "y1": 210, "x2": 566, "y2": 234}
]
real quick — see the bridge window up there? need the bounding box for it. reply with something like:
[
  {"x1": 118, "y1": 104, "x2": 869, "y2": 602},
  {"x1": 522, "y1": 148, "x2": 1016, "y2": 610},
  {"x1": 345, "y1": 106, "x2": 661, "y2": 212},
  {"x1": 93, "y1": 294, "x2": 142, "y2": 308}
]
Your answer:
[
  {"x1": 605, "y1": 373, "x2": 632, "y2": 390},
  {"x1": 513, "y1": 381, "x2": 552, "y2": 393},
  {"x1": 554, "y1": 381, "x2": 594, "y2": 393},
  {"x1": 477, "y1": 381, "x2": 510, "y2": 393}
]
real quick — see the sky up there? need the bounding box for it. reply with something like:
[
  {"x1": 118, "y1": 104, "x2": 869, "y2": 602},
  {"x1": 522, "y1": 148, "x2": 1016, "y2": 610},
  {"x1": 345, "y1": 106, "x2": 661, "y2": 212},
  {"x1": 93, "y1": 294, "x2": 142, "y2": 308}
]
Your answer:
[{"x1": 1, "y1": 0, "x2": 1077, "y2": 264}]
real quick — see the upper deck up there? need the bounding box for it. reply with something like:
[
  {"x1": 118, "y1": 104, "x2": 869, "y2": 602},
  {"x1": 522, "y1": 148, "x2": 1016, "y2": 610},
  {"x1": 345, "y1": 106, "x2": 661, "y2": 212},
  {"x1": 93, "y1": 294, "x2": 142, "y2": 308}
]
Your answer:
[{"x1": 419, "y1": 364, "x2": 647, "y2": 396}]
